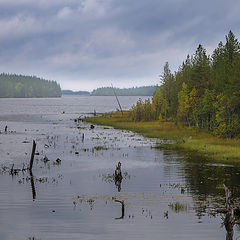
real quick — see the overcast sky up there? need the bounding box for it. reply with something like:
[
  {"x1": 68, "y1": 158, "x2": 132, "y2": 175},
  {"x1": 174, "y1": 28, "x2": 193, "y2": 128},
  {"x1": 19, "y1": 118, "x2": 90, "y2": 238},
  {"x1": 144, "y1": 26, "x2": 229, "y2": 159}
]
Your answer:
[{"x1": 0, "y1": 0, "x2": 239, "y2": 91}]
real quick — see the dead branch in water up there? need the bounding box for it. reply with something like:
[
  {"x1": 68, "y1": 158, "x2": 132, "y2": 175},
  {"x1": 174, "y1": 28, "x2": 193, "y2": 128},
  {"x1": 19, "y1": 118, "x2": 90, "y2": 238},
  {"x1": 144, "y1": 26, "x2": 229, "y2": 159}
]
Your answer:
[
  {"x1": 29, "y1": 140, "x2": 36, "y2": 171},
  {"x1": 222, "y1": 184, "x2": 236, "y2": 240},
  {"x1": 114, "y1": 199, "x2": 125, "y2": 219}
]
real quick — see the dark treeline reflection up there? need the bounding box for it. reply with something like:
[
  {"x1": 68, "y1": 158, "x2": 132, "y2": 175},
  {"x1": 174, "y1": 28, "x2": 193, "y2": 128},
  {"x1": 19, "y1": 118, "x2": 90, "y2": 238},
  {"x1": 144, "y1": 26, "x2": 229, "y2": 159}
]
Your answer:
[
  {"x1": 161, "y1": 150, "x2": 240, "y2": 239},
  {"x1": 181, "y1": 155, "x2": 240, "y2": 216},
  {"x1": 161, "y1": 149, "x2": 240, "y2": 217}
]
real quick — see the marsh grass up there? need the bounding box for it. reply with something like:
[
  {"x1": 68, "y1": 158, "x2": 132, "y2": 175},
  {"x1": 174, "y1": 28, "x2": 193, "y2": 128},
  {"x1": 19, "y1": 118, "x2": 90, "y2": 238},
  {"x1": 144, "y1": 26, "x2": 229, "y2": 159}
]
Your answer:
[
  {"x1": 93, "y1": 146, "x2": 108, "y2": 151},
  {"x1": 85, "y1": 111, "x2": 240, "y2": 162},
  {"x1": 168, "y1": 202, "x2": 188, "y2": 213}
]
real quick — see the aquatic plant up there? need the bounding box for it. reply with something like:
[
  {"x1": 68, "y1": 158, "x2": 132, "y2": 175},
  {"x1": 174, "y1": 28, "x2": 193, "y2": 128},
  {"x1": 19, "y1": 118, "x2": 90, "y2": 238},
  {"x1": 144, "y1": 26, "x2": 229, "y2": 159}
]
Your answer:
[
  {"x1": 93, "y1": 146, "x2": 108, "y2": 151},
  {"x1": 168, "y1": 202, "x2": 188, "y2": 213}
]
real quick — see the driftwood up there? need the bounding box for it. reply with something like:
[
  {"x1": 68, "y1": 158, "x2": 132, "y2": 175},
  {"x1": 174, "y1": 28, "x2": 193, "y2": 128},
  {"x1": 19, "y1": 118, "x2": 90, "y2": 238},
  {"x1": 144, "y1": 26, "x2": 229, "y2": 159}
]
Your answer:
[
  {"x1": 111, "y1": 84, "x2": 123, "y2": 116},
  {"x1": 115, "y1": 200, "x2": 125, "y2": 219}
]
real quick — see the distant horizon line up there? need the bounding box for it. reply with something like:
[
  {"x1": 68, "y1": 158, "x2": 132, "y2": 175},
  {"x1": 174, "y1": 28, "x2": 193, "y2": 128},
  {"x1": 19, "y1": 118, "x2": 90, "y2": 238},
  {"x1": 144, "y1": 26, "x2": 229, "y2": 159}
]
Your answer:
[{"x1": 62, "y1": 84, "x2": 158, "y2": 93}]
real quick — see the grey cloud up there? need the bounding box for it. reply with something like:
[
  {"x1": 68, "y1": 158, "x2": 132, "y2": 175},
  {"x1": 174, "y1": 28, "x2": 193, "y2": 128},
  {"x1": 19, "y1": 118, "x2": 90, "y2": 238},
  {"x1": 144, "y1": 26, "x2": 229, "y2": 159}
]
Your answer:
[{"x1": 0, "y1": 0, "x2": 239, "y2": 90}]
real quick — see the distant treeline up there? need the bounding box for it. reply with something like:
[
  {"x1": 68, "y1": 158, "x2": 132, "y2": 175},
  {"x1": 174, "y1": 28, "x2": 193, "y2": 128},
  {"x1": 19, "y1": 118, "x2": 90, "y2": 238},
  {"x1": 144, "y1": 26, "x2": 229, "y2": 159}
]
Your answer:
[
  {"x1": 62, "y1": 90, "x2": 90, "y2": 95},
  {"x1": 0, "y1": 73, "x2": 61, "y2": 98},
  {"x1": 91, "y1": 86, "x2": 157, "y2": 96},
  {"x1": 130, "y1": 31, "x2": 240, "y2": 138}
]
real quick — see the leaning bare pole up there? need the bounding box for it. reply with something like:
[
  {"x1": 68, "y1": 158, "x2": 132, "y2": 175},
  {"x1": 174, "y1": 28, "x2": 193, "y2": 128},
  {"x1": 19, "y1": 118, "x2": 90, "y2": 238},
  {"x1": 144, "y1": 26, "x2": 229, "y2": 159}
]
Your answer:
[{"x1": 111, "y1": 84, "x2": 123, "y2": 116}]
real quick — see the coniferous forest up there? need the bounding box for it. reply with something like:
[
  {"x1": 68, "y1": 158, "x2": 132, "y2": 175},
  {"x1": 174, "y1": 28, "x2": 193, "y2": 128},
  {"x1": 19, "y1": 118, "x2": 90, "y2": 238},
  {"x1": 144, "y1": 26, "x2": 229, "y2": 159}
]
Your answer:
[
  {"x1": 91, "y1": 86, "x2": 157, "y2": 96},
  {"x1": 62, "y1": 90, "x2": 90, "y2": 95},
  {"x1": 0, "y1": 73, "x2": 62, "y2": 98},
  {"x1": 130, "y1": 31, "x2": 240, "y2": 138}
]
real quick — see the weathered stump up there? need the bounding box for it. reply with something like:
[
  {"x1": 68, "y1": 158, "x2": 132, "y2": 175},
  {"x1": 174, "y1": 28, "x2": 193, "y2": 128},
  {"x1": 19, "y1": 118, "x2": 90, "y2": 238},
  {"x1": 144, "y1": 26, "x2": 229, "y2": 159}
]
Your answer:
[{"x1": 114, "y1": 162, "x2": 123, "y2": 192}]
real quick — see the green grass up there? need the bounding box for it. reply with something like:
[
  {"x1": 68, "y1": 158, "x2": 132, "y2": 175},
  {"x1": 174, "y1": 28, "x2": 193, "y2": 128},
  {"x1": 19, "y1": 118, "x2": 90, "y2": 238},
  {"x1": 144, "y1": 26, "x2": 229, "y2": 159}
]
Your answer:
[
  {"x1": 84, "y1": 111, "x2": 240, "y2": 163},
  {"x1": 168, "y1": 202, "x2": 188, "y2": 213}
]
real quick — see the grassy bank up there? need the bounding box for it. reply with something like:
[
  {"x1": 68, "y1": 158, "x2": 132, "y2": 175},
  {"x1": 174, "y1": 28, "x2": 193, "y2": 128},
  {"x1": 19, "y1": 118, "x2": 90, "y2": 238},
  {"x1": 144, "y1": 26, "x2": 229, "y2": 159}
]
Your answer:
[{"x1": 85, "y1": 111, "x2": 240, "y2": 163}]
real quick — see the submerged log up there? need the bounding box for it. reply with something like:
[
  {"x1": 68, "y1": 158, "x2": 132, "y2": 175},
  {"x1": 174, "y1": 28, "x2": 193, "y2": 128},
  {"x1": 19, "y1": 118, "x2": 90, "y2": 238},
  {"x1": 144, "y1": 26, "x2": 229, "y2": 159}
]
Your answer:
[{"x1": 115, "y1": 199, "x2": 125, "y2": 219}]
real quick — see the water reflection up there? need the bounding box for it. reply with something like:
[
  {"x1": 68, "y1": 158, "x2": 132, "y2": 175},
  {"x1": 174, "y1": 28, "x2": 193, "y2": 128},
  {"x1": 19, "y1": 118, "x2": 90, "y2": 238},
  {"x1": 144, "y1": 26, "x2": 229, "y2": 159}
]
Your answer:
[
  {"x1": 29, "y1": 170, "x2": 36, "y2": 200},
  {"x1": 172, "y1": 152, "x2": 240, "y2": 238},
  {"x1": 114, "y1": 200, "x2": 125, "y2": 220},
  {"x1": 1, "y1": 96, "x2": 240, "y2": 239},
  {"x1": 114, "y1": 162, "x2": 123, "y2": 192},
  {"x1": 114, "y1": 177, "x2": 122, "y2": 192},
  {"x1": 221, "y1": 184, "x2": 240, "y2": 240}
]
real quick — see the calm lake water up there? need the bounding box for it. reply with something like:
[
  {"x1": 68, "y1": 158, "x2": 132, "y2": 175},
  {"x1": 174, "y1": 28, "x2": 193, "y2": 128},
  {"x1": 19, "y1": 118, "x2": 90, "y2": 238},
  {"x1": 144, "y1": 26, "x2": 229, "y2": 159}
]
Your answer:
[{"x1": 0, "y1": 95, "x2": 240, "y2": 240}]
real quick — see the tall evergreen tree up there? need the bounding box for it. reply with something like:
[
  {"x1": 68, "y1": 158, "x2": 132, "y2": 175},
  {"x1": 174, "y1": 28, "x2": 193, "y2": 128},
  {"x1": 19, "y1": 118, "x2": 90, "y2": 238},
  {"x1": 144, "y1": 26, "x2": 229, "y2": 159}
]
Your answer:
[{"x1": 190, "y1": 44, "x2": 211, "y2": 96}]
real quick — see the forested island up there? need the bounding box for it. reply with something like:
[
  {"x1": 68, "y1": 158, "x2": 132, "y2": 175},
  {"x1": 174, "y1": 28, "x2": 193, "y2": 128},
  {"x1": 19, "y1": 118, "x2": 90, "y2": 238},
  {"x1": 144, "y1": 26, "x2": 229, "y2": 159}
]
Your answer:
[
  {"x1": 0, "y1": 73, "x2": 61, "y2": 98},
  {"x1": 62, "y1": 90, "x2": 90, "y2": 95},
  {"x1": 91, "y1": 86, "x2": 157, "y2": 96}
]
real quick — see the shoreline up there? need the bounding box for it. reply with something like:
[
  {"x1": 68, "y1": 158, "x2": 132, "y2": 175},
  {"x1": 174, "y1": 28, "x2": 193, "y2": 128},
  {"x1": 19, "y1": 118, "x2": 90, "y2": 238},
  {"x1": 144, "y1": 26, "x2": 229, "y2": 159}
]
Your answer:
[{"x1": 85, "y1": 111, "x2": 240, "y2": 163}]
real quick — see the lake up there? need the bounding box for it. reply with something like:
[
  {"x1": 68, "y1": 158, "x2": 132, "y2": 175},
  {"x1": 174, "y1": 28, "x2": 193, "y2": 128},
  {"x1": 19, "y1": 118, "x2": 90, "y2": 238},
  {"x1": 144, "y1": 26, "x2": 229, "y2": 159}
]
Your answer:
[{"x1": 0, "y1": 95, "x2": 239, "y2": 240}]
